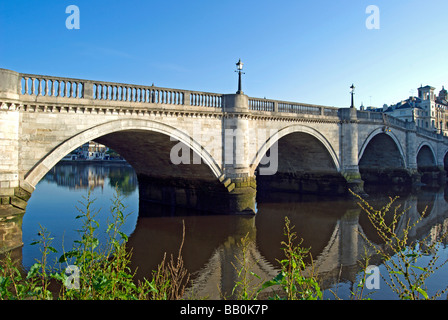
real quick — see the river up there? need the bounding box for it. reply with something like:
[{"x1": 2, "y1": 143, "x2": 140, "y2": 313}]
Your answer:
[{"x1": 7, "y1": 162, "x2": 448, "y2": 300}]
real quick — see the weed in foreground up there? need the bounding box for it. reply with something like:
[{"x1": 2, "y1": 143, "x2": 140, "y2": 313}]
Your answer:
[{"x1": 351, "y1": 190, "x2": 448, "y2": 300}]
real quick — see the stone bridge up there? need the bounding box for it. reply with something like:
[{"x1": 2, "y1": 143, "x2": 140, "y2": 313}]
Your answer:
[{"x1": 1, "y1": 68, "x2": 448, "y2": 216}]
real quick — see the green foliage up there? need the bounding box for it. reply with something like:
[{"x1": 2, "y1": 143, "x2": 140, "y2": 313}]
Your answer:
[
  {"x1": 229, "y1": 233, "x2": 263, "y2": 300},
  {"x1": 260, "y1": 217, "x2": 322, "y2": 300},
  {"x1": 351, "y1": 190, "x2": 448, "y2": 300},
  {"x1": 0, "y1": 186, "x2": 190, "y2": 300}
]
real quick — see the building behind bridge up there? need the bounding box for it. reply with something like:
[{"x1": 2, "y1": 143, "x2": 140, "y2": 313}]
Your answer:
[{"x1": 378, "y1": 85, "x2": 448, "y2": 135}]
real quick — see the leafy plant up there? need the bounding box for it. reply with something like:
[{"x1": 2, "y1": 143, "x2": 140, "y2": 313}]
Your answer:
[
  {"x1": 351, "y1": 190, "x2": 448, "y2": 300},
  {"x1": 229, "y1": 232, "x2": 263, "y2": 300},
  {"x1": 261, "y1": 217, "x2": 322, "y2": 300}
]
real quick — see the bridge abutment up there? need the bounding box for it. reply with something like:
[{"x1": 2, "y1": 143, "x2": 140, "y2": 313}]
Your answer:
[
  {"x1": 220, "y1": 93, "x2": 257, "y2": 214},
  {"x1": 339, "y1": 108, "x2": 365, "y2": 195}
]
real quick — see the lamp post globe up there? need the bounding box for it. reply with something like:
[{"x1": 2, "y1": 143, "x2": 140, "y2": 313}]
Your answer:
[
  {"x1": 350, "y1": 84, "x2": 355, "y2": 108},
  {"x1": 235, "y1": 59, "x2": 245, "y2": 94}
]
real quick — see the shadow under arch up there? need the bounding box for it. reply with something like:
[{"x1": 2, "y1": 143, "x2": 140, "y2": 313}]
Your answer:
[
  {"x1": 249, "y1": 124, "x2": 341, "y2": 174},
  {"x1": 359, "y1": 128, "x2": 406, "y2": 167},
  {"x1": 358, "y1": 130, "x2": 410, "y2": 187},
  {"x1": 24, "y1": 118, "x2": 223, "y2": 189},
  {"x1": 417, "y1": 143, "x2": 442, "y2": 185},
  {"x1": 251, "y1": 124, "x2": 346, "y2": 196},
  {"x1": 416, "y1": 143, "x2": 436, "y2": 169}
]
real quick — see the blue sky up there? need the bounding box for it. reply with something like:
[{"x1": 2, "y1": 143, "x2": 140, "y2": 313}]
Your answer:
[{"x1": 1, "y1": 0, "x2": 447, "y2": 108}]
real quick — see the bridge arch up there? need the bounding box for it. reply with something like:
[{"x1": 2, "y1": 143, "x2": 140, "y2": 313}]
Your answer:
[
  {"x1": 250, "y1": 124, "x2": 344, "y2": 195},
  {"x1": 444, "y1": 151, "x2": 448, "y2": 173},
  {"x1": 359, "y1": 128, "x2": 406, "y2": 167},
  {"x1": 358, "y1": 129, "x2": 407, "y2": 185},
  {"x1": 24, "y1": 118, "x2": 222, "y2": 189},
  {"x1": 249, "y1": 124, "x2": 340, "y2": 174},
  {"x1": 416, "y1": 143, "x2": 436, "y2": 169}
]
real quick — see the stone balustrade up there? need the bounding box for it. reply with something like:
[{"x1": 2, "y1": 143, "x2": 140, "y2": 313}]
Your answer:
[
  {"x1": 21, "y1": 74, "x2": 85, "y2": 98},
  {"x1": 2, "y1": 70, "x2": 445, "y2": 143},
  {"x1": 248, "y1": 97, "x2": 340, "y2": 118}
]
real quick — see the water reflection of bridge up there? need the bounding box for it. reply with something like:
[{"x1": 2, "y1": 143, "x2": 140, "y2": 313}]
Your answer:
[
  {"x1": 126, "y1": 186, "x2": 448, "y2": 299},
  {"x1": 2, "y1": 184, "x2": 448, "y2": 299},
  {"x1": 44, "y1": 162, "x2": 138, "y2": 193}
]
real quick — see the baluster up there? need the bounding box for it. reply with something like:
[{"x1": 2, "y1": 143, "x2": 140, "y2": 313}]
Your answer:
[
  {"x1": 73, "y1": 82, "x2": 78, "y2": 98},
  {"x1": 31, "y1": 78, "x2": 36, "y2": 96},
  {"x1": 70, "y1": 81, "x2": 74, "y2": 98},
  {"x1": 24, "y1": 77, "x2": 29, "y2": 95},
  {"x1": 145, "y1": 88, "x2": 149, "y2": 103},
  {"x1": 35, "y1": 78, "x2": 40, "y2": 96},
  {"x1": 46, "y1": 80, "x2": 51, "y2": 96},
  {"x1": 41, "y1": 79, "x2": 45, "y2": 96},
  {"x1": 51, "y1": 80, "x2": 56, "y2": 96},
  {"x1": 76, "y1": 82, "x2": 80, "y2": 98},
  {"x1": 39, "y1": 79, "x2": 44, "y2": 96}
]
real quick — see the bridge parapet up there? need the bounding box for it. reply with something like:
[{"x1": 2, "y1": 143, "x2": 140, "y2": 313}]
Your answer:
[
  {"x1": 248, "y1": 97, "x2": 339, "y2": 118},
  {"x1": 15, "y1": 71, "x2": 223, "y2": 111}
]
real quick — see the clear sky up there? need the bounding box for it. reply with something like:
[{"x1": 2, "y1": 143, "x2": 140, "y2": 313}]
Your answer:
[{"x1": 1, "y1": 0, "x2": 447, "y2": 108}]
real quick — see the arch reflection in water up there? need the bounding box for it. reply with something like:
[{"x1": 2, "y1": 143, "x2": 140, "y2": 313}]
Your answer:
[{"x1": 4, "y1": 162, "x2": 448, "y2": 300}]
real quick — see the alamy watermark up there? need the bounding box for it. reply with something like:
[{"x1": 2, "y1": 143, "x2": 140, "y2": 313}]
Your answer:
[
  {"x1": 365, "y1": 265, "x2": 380, "y2": 290},
  {"x1": 366, "y1": 5, "x2": 380, "y2": 30},
  {"x1": 64, "y1": 265, "x2": 80, "y2": 289},
  {"x1": 169, "y1": 125, "x2": 279, "y2": 176},
  {"x1": 66, "y1": 5, "x2": 80, "y2": 30}
]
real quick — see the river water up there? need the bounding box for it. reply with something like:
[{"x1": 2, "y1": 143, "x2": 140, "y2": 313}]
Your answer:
[{"x1": 11, "y1": 162, "x2": 448, "y2": 300}]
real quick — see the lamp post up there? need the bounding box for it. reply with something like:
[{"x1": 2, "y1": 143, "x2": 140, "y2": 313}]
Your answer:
[
  {"x1": 350, "y1": 84, "x2": 355, "y2": 108},
  {"x1": 235, "y1": 59, "x2": 245, "y2": 94}
]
